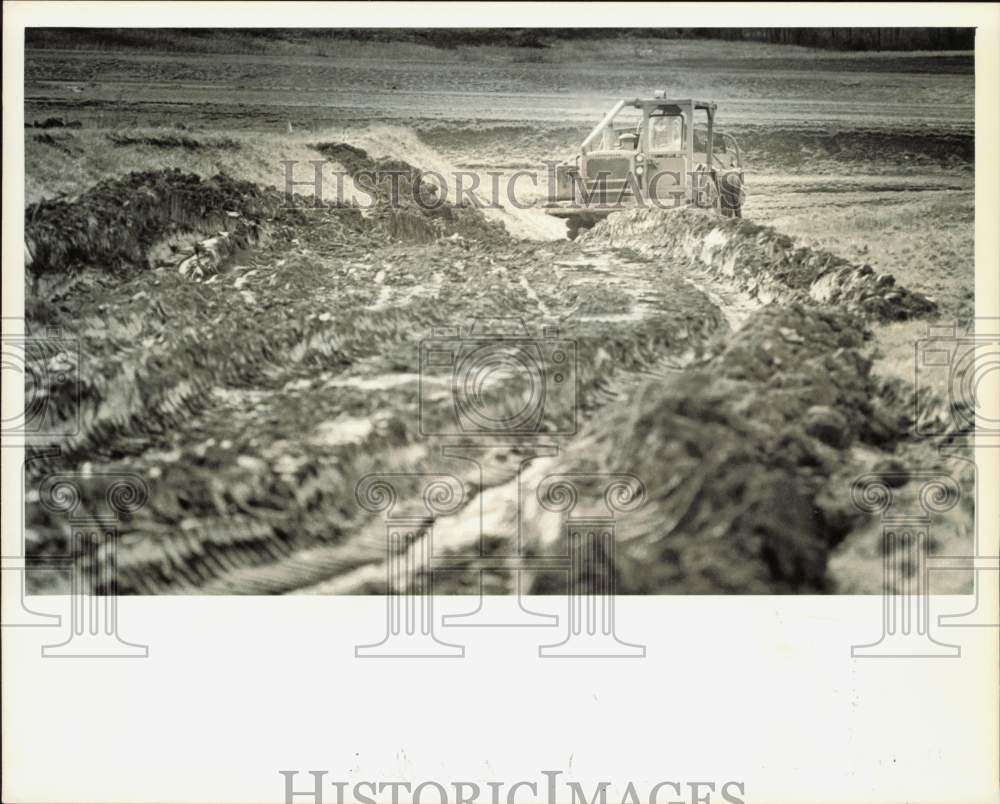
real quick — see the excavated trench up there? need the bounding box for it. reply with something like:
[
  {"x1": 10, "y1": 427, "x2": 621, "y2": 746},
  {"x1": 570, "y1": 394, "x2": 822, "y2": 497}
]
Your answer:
[{"x1": 22, "y1": 147, "x2": 965, "y2": 596}]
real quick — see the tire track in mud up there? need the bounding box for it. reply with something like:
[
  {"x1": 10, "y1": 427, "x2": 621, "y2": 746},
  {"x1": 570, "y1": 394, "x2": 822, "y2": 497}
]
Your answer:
[
  {"x1": 291, "y1": 253, "x2": 941, "y2": 596},
  {"x1": 184, "y1": 238, "x2": 922, "y2": 596},
  {"x1": 166, "y1": 244, "x2": 730, "y2": 595},
  {"x1": 271, "y1": 212, "x2": 948, "y2": 597}
]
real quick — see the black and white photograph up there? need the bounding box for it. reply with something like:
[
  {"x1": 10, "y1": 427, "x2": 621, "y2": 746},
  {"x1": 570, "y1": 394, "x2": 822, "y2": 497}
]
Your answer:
[
  {"x1": 2, "y1": 3, "x2": 998, "y2": 803},
  {"x1": 13, "y1": 23, "x2": 986, "y2": 596}
]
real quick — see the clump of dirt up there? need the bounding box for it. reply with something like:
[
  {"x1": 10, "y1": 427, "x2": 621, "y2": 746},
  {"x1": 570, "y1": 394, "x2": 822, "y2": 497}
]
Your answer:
[
  {"x1": 582, "y1": 208, "x2": 936, "y2": 322},
  {"x1": 31, "y1": 132, "x2": 80, "y2": 155},
  {"x1": 312, "y1": 142, "x2": 397, "y2": 181},
  {"x1": 534, "y1": 304, "x2": 897, "y2": 594},
  {"x1": 25, "y1": 169, "x2": 284, "y2": 278},
  {"x1": 28, "y1": 117, "x2": 83, "y2": 129}
]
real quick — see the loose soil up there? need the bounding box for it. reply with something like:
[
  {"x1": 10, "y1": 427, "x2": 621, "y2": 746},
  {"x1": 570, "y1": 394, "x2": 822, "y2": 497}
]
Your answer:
[{"x1": 21, "y1": 37, "x2": 975, "y2": 595}]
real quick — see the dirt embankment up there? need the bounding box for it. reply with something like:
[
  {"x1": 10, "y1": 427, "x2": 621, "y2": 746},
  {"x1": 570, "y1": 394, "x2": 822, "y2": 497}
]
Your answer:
[
  {"x1": 22, "y1": 162, "x2": 508, "y2": 463},
  {"x1": 25, "y1": 170, "x2": 278, "y2": 279},
  {"x1": 311, "y1": 141, "x2": 510, "y2": 243},
  {"x1": 528, "y1": 304, "x2": 900, "y2": 594},
  {"x1": 582, "y1": 207, "x2": 936, "y2": 322}
]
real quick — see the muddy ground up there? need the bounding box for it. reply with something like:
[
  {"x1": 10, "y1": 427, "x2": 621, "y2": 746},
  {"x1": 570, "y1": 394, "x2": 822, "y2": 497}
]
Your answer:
[{"x1": 21, "y1": 37, "x2": 975, "y2": 594}]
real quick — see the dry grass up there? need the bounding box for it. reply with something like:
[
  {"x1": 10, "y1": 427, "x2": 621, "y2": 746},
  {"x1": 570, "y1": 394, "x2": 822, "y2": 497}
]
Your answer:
[
  {"x1": 26, "y1": 126, "x2": 381, "y2": 204},
  {"x1": 762, "y1": 191, "x2": 974, "y2": 391},
  {"x1": 768, "y1": 195, "x2": 973, "y2": 310}
]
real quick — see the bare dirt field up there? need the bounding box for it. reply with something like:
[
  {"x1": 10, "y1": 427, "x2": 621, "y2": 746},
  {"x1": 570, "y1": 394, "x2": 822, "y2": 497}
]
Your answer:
[{"x1": 22, "y1": 37, "x2": 976, "y2": 595}]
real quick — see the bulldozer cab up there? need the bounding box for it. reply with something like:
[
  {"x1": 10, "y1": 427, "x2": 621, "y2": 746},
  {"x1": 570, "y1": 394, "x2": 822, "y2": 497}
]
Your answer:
[
  {"x1": 557, "y1": 95, "x2": 741, "y2": 208},
  {"x1": 548, "y1": 93, "x2": 745, "y2": 234}
]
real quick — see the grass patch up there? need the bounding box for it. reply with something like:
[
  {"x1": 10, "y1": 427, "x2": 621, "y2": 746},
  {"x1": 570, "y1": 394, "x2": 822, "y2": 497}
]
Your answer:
[{"x1": 107, "y1": 133, "x2": 241, "y2": 151}]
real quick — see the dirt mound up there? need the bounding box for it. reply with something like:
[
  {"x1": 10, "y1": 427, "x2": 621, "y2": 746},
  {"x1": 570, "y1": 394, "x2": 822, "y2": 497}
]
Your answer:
[
  {"x1": 581, "y1": 207, "x2": 936, "y2": 321},
  {"x1": 22, "y1": 219, "x2": 734, "y2": 594},
  {"x1": 25, "y1": 169, "x2": 283, "y2": 278},
  {"x1": 532, "y1": 304, "x2": 897, "y2": 594},
  {"x1": 311, "y1": 140, "x2": 509, "y2": 243},
  {"x1": 20, "y1": 131, "x2": 962, "y2": 596}
]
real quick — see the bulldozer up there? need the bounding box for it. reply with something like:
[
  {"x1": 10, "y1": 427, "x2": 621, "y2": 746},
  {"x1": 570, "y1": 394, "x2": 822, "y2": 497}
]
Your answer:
[{"x1": 545, "y1": 92, "x2": 745, "y2": 238}]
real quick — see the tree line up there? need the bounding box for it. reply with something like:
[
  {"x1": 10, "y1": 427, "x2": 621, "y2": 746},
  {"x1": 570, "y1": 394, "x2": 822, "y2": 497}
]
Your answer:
[{"x1": 27, "y1": 27, "x2": 975, "y2": 53}]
